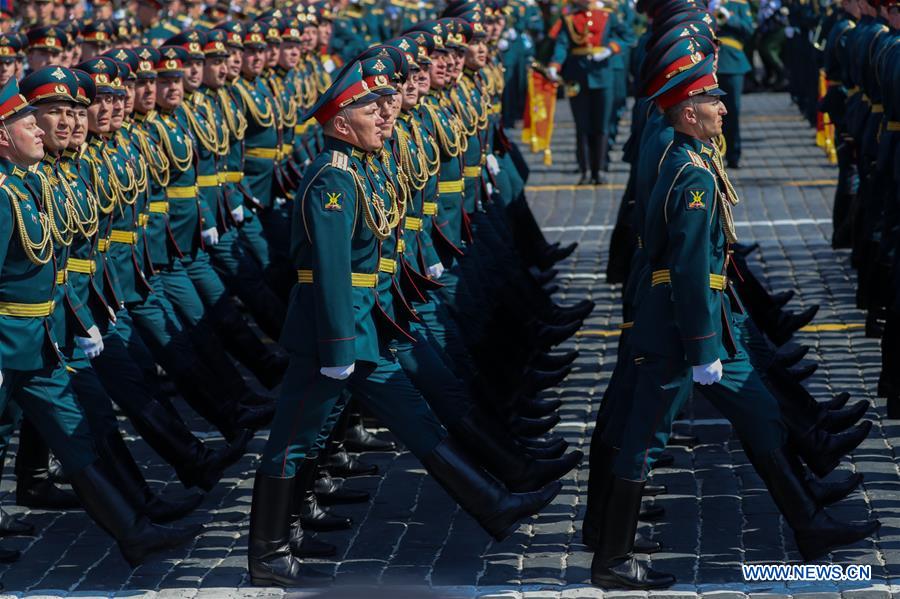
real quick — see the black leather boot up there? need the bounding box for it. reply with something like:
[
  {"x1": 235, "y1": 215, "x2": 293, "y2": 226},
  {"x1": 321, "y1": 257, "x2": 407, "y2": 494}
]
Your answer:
[
  {"x1": 652, "y1": 452, "x2": 674, "y2": 468},
  {"x1": 516, "y1": 395, "x2": 562, "y2": 418},
  {"x1": 747, "y1": 447, "x2": 879, "y2": 561},
  {"x1": 96, "y1": 429, "x2": 204, "y2": 524},
  {"x1": 422, "y1": 437, "x2": 561, "y2": 541},
  {"x1": 248, "y1": 472, "x2": 333, "y2": 587},
  {"x1": 823, "y1": 392, "x2": 851, "y2": 411},
  {"x1": 296, "y1": 459, "x2": 352, "y2": 532},
  {"x1": 590, "y1": 478, "x2": 676, "y2": 589},
  {"x1": 541, "y1": 300, "x2": 596, "y2": 326},
  {"x1": 582, "y1": 442, "x2": 614, "y2": 549},
  {"x1": 288, "y1": 466, "x2": 338, "y2": 560},
  {"x1": 131, "y1": 400, "x2": 252, "y2": 492},
  {"x1": 15, "y1": 420, "x2": 79, "y2": 509},
  {"x1": 774, "y1": 344, "x2": 809, "y2": 368},
  {"x1": 520, "y1": 366, "x2": 572, "y2": 395},
  {"x1": 68, "y1": 461, "x2": 201, "y2": 567},
  {"x1": 532, "y1": 320, "x2": 581, "y2": 351},
  {"x1": 0, "y1": 506, "x2": 33, "y2": 536},
  {"x1": 819, "y1": 401, "x2": 869, "y2": 434},
  {"x1": 0, "y1": 546, "x2": 19, "y2": 563},
  {"x1": 634, "y1": 533, "x2": 661, "y2": 554},
  {"x1": 767, "y1": 306, "x2": 820, "y2": 346},
  {"x1": 795, "y1": 420, "x2": 872, "y2": 478},
  {"x1": 510, "y1": 413, "x2": 560, "y2": 438},
  {"x1": 325, "y1": 444, "x2": 378, "y2": 478},
  {"x1": 344, "y1": 415, "x2": 396, "y2": 453},
  {"x1": 643, "y1": 484, "x2": 667, "y2": 497},
  {"x1": 531, "y1": 350, "x2": 579, "y2": 371},
  {"x1": 314, "y1": 452, "x2": 370, "y2": 505},
  {"x1": 788, "y1": 362, "x2": 818, "y2": 382},
  {"x1": 449, "y1": 408, "x2": 582, "y2": 493}
]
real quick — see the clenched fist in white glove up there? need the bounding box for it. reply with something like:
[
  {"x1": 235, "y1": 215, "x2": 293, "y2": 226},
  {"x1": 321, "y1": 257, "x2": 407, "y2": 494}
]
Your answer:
[
  {"x1": 692, "y1": 359, "x2": 723, "y2": 385},
  {"x1": 76, "y1": 325, "x2": 105, "y2": 359},
  {"x1": 547, "y1": 66, "x2": 560, "y2": 81},
  {"x1": 320, "y1": 364, "x2": 355, "y2": 380},
  {"x1": 427, "y1": 262, "x2": 445, "y2": 279},
  {"x1": 486, "y1": 154, "x2": 501, "y2": 176},
  {"x1": 231, "y1": 205, "x2": 245, "y2": 223},
  {"x1": 201, "y1": 227, "x2": 219, "y2": 246},
  {"x1": 590, "y1": 47, "x2": 613, "y2": 62},
  {"x1": 0, "y1": 370, "x2": 3, "y2": 391}
]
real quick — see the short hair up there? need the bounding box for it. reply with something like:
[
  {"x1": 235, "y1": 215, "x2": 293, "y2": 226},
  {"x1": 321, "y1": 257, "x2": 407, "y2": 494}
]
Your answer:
[{"x1": 662, "y1": 98, "x2": 691, "y2": 127}]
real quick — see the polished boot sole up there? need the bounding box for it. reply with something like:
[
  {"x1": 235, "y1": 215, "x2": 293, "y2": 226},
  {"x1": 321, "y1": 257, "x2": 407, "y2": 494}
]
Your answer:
[{"x1": 489, "y1": 481, "x2": 562, "y2": 542}]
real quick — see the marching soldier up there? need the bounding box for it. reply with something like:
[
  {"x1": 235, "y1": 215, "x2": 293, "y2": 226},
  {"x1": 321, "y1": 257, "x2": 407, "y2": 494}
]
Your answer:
[{"x1": 713, "y1": 0, "x2": 755, "y2": 168}]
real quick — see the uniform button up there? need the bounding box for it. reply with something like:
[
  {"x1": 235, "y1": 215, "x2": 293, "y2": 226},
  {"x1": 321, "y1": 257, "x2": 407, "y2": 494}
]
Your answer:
[
  {"x1": 586, "y1": 10, "x2": 592, "y2": 15},
  {"x1": 587, "y1": 20, "x2": 593, "y2": 25}
]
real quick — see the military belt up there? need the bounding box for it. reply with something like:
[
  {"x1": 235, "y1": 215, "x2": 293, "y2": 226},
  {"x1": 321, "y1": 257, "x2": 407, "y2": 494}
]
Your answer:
[
  {"x1": 438, "y1": 180, "x2": 464, "y2": 194},
  {"x1": 139, "y1": 214, "x2": 150, "y2": 227},
  {"x1": 67, "y1": 258, "x2": 96, "y2": 275},
  {"x1": 620, "y1": 322, "x2": 633, "y2": 330},
  {"x1": 379, "y1": 257, "x2": 397, "y2": 274},
  {"x1": 491, "y1": 102, "x2": 502, "y2": 114},
  {"x1": 0, "y1": 300, "x2": 55, "y2": 318},
  {"x1": 296, "y1": 269, "x2": 378, "y2": 288},
  {"x1": 871, "y1": 104, "x2": 884, "y2": 114},
  {"x1": 718, "y1": 37, "x2": 744, "y2": 51},
  {"x1": 246, "y1": 147, "x2": 280, "y2": 159},
  {"x1": 167, "y1": 185, "x2": 197, "y2": 199},
  {"x1": 463, "y1": 166, "x2": 482, "y2": 178},
  {"x1": 56, "y1": 270, "x2": 66, "y2": 285},
  {"x1": 650, "y1": 269, "x2": 728, "y2": 291},
  {"x1": 294, "y1": 124, "x2": 307, "y2": 135},
  {"x1": 404, "y1": 216, "x2": 423, "y2": 231},
  {"x1": 110, "y1": 230, "x2": 138, "y2": 244},
  {"x1": 571, "y1": 46, "x2": 608, "y2": 56},
  {"x1": 887, "y1": 121, "x2": 900, "y2": 132},
  {"x1": 422, "y1": 201, "x2": 438, "y2": 216},
  {"x1": 149, "y1": 201, "x2": 169, "y2": 213},
  {"x1": 97, "y1": 239, "x2": 109, "y2": 253},
  {"x1": 281, "y1": 144, "x2": 293, "y2": 156},
  {"x1": 196, "y1": 174, "x2": 219, "y2": 187},
  {"x1": 862, "y1": 94, "x2": 871, "y2": 104},
  {"x1": 219, "y1": 172, "x2": 243, "y2": 183},
  {"x1": 397, "y1": 239, "x2": 405, "y2": 252}
]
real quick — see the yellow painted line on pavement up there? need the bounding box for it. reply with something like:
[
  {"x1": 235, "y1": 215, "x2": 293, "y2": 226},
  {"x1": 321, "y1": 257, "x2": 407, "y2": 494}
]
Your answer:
[
  {"x1": 785, "y1": 179, "x2": 838, "y2": 187},
  {"x1": 745, "y1": 114, "x2": 804, "y2": 122},
  {"x1": 577, "y1": 322, "x2": 863, "y2": 337},
  {"x1": 798, "y1": 322, "x2": 864, "y2": 332},
  {"x1": 525, "y1": 183, "x2": 627, "y2": 192}
]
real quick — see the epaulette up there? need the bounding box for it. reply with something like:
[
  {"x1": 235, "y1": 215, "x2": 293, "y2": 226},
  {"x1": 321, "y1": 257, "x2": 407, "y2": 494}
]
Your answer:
[
  {"x1": 163, "y1": 21, "x2": 181, "y2": 33},
  {"x1": 685, "y1": 150, "x2": 709, "y2": 170},
  {"x1": 0, "y1": 173, "x2": 6, "y2": 189},
  {"x1": 330, "y1": 150, "x2": 349, "y2": 171}
]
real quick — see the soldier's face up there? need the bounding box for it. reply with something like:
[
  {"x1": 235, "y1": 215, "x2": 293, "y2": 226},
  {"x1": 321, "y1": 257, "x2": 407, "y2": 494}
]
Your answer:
[
  {"x1": 242, "y1": 47, "x2": 266, "y2": 77},
  {"x1": 376, "y1": 93, "x2": 400, "y2": 140},
  {"x1": 414, "y1": 68, "x2": 430, "y2": 94},
  {"x1": 0, "y1": 61, "x2": 15, "y2": 87},
  {"x1": 265, "y1": 45, "x2": 279, "y2": 68},
  {"x1": 465, "y1": 41, "x2": 487, "y2": 69},
  {"x1": 156, "y1": 76, "x2": 184, "y2": 110},
  {"x1": 36, "y1": 2, "x2": 55, "y2": 23},
  {"x1": 183, "y1": 59, "x2": 204, "y2": 91},
  {"x1": 428, "y1": 53, "x2": 446, "y2": 88},
  {"x1": 109, "y1": 94, "x2": 125, "y2": 129},
  {"x1": 317, "y1": 23, "x2": 332, "y2": 48},
  {"x1": 278, "y1": 41, "x2": 302, "y2": 69},
  {"x1": 124, "y1": 82, "x2": 136, "y2": 114},
  {"x1": 26, "y1": 49, "x2": 58, "y2": 71},
  {"x1": 134, "y1": 80, "x2": 156, "y2": 113},
  {"x1": 203, "y1": 57, "x2": 229, "y2": 88},
  {"x1": 300, "y1": 26, "x2": 317, "y2": 52},
  {"x1": 81, "y1": 44, "x2": 101, "y2": 61},
  {"x1": 70, "y1": 105, "x2": 88, "y2": 147},
  {"x1": 400, "y1": 75, "x2": 419, "y2": 110},
  {"x1": 0, "y1": 114, "x2": 45, "y2": 166},
  {"x1": 87, "y1": 93, "x2": 113, "y2": 133},
  {"x1": 226, "y1": 48, "x2": 242, "y2": 80},
  {"x1": 33, "y1": 101, "x2": 73, "y2": 153},
  {"x1": 339, "y1": 101, "x2": 384, "y2": 152},
  {"x1": 686, "y1": 94, "x2": 726, "y2": 139}
]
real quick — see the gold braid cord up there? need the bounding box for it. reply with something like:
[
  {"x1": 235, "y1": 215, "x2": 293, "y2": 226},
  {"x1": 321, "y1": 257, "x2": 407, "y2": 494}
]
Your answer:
[
  {"x1": 59, "y1": 162, "x2": 99, "y2": 239},
  {"x1": 88, "y1": 146, "x2": 118, "y2": 214},
  {"x1": 710, "y1": 148, "x2": 740, "y2": 243},
  {"x1": 235, "y1": 79, "x2": 276, "y2": 128},
  {"x1": 152, "y1": 116, "x2": 194, "y2": 173},
  {"x1": 37, "y1": 168, "x2": 75, "y2": 248},
  {"x1": 218, "y1": 88, "x2": 248, "y2": 141},
  {"x1": 3, "y1": 183, "x2": 53, "y2": 265}
]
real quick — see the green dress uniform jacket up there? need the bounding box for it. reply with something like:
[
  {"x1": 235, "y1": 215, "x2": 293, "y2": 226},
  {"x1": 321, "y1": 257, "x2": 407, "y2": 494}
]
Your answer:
[
  {"x1": 717, "y1": 0, "x2": 754, "y2": 75},
  {"x1": 550, "y1": 6, "x2": 622, "y2": 90},
  {"x1": 234, "y1": 74, "x2": 280, "y2": 210},
  {"x1": 281, "y1": 136, "x2": 382, "y2": 368}
]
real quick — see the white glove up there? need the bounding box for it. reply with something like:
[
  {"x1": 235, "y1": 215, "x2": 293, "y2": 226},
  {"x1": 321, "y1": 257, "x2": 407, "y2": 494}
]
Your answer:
[
  {"x1": 785, "y1": 26, "x2": 796, "y2": 38},
  {"x1": 506, "y1": 29, "x2": 518, "y2": 40},
  {"x1": 427, "y1": 262, "x2": 445, "y2": 279},
  {"x1": 485, "y1": 182, "x2": 494, "y2": 197},
  {"x1": 231, "y1": 205, "x2": 245, "y2": 223},
  {"x1": 718, "y1": 6, "x2": 732, "y2": 20},
  {"x1": 201, "y1": 227, "x2": 219, "y2": 246},
  {"x1": 547, "y1": 66, "x2": 560, "y2": 81},
  {"x1": 320, "y1": 364, "x2": 355, "y2": 380},
  {"x1": 522, "y1": 33, "x2": 533, "y2": 50},
  {"x1": 692, "y1": 359, "x2": 723, "y2": 385},
  {"x1": 486, "y1": 154, "x2": 501, "y2": 176},
  {"x1": 591, "y1": 47, "x2": 613, "y2": 62},
  {"x1": 323, "y1": 58, "x2": 336, "y2": 73},
  {"x1": 0, "y1": 370, "x2": 3, "y2": 391},
  {"x1": 275, "y1": 197, "x2": 288, "y2": 207},
  {"x1": 498, "y1": 39, "x2": 510, "y2": 51},
  {"x1": 76, "y1": 325, "x2": 105, "y2": 359}
]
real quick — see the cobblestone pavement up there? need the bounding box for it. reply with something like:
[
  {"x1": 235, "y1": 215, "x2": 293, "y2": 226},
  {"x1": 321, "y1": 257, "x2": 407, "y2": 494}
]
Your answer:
[{"x1": 0, "y1": 93, "x2": 893, "y2": 598}]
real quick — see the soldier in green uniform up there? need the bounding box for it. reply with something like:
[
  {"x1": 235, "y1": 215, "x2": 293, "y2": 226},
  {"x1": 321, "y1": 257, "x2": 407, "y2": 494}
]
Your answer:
[
  {"x1": 247, "y1": 62, "x2": 560, "y2": 588},
  {"x1": 0, "y1": 74, "x2": 198, "y2": 571}
]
